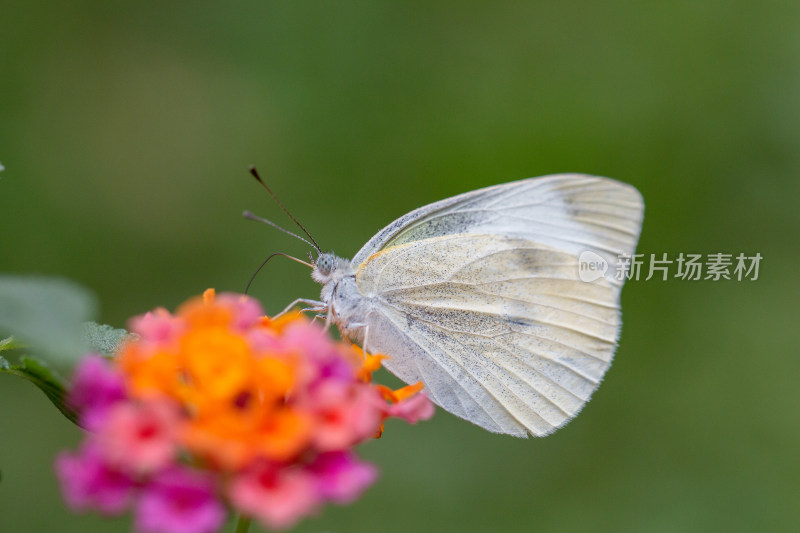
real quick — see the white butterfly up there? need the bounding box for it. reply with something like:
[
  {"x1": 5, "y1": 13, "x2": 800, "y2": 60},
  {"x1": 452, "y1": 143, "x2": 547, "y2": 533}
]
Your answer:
[{"x1": 280, "y1": 174, "x2": 643, "y2": 437}]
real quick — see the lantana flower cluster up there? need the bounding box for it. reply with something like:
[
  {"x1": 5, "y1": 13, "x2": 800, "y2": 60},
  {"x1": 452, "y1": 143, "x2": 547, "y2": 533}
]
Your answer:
[{"x1": 55, "y1": 290, "x2": 433, "y2": 533}]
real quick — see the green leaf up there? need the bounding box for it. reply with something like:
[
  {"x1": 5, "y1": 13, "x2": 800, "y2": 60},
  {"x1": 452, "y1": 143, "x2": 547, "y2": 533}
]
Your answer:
[
  {"x1": 0, "y1": 336, "x2": 23, "y2": 352},
  {"x1": 0, "y1": 355, "x2": 78, "y2": 425},
  {"x1": 0, "y1": 275, "x2": 98, "y2": 365},
  {"x1": 82, "y1": 322, "x2": 134, "y2": 357}
]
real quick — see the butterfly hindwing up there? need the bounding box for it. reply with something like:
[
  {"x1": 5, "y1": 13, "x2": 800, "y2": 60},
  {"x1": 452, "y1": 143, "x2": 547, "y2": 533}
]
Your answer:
[{"x1": 356, "y1": 235, "x2": 619, "y2": 436}]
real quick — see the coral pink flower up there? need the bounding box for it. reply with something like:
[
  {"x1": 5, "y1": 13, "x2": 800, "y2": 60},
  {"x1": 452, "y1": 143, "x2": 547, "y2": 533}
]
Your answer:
[
  {"x1": 281, "y1": 320, "x2": 337, "y2": 363},
  {"x1": 387, "y1": 392, "x2": 436, "y2": 424},
  {"x1": 54, "y1": 442, "x2": 134, "y2": 514},
  {"x1": 130, "y1": 309, "x2": 184, "y2": 347},
  {"x1": 135, "y1": 467, "x2": 225, "y2": 533},
  {"x1": 306, "y1": 381, "x2": 383, "y2": 451},
  {"x1": 230, "y1": 461, "x2": 319, "y2": 531},
  {"x1": 96, "y1": 400, "x2": 180, "y2": 474},
  {"x1": 214, "y1": 293, "x2": 264, "y2": 332}
]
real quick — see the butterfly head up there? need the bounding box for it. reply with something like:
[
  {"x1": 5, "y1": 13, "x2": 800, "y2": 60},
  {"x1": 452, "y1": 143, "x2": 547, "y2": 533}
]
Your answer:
[{"x1": 311, "y1": 252, "x2": 350, "y2": 285}]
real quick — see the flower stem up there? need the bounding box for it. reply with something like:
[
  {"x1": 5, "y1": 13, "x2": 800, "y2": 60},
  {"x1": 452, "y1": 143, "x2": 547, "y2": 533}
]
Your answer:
[{"x1": 233, "y1": 515, "x2": 251, "y2": 533}]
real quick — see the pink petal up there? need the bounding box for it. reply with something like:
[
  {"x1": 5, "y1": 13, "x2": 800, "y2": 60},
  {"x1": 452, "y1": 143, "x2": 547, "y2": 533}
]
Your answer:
[
  {"x1": 97, "y1": 400, "x2": 179, "y2": 475},
  {"x1": 135, "y1": 467, "x2": 226, "y2": 533},
  {"x1": 387, "y1": 393, "x2": 435, "y2": 424},
  {"x1": 68, "y1": 354, "x2": 127, "y2": 431},
  {"x1": 308, "y1": 451, "x2": 378, "y2": 504},
  {"x1": 348, "y1": 387, "x2": 385, "y2": 440},
  {"x1": 307, "y1": 383, "x2": 383, "y2": 450},
  {"x1": 282, "y1": 321, "x2": 341, "y2": 364},
  {"x1": 216, "y1": 293, "x2": 265, "y2": 331},
  {"x1": 230, "y1": 462, "x2": 319, "y2": 531},
  {"x1": 246, "y1": 329, "x2": 282, "y2": 353},
  {"x1": 54, "y1": 442, "x2": 134, "y2": 514},
  {"x1": 129, "y1": 309, "x2": 183, "y2": 344}
]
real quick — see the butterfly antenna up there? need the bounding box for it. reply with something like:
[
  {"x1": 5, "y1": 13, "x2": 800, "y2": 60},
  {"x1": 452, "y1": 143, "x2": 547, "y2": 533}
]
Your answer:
[
  {"x1": 243, "y1": 210, "x2": 317, "y2": 250},
  {"x1": 249, "y1": 166, "x2": 322, "y2": 253},
  {"x1": 245, "y1": 252, "x2": 313, "y2": 295}
]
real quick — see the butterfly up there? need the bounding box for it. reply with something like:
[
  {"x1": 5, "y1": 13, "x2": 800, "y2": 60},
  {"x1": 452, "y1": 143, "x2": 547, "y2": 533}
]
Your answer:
[{"x1": 254, "y1": 173, "x2": 643, "y2": 437}]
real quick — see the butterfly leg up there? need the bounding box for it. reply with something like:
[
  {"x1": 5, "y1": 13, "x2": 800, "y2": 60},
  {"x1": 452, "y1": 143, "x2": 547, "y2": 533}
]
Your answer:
[
  {"x1": 343, "y1": 322, "x2": 369, "y2": 355},
  {"x1": 361, "y1": 324, "x2": 370, "y2": 356},
  {"x1": 274, "y1": 298, "x2": 326, "y2": 319}
]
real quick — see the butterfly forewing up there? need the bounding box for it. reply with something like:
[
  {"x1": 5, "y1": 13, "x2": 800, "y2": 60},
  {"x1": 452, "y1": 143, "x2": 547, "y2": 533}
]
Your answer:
[{"x1": 353, "y1": 175, "x2": 643, "y2": 287}]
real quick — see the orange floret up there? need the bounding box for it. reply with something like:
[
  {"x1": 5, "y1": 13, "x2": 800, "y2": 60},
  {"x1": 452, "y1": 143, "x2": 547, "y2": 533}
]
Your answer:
[
  {"x1": 178, "y1": 328, "x2": 253, "y2": 405},
  {"x1": 374, "y1": 381, "x2": 425, "y2": 403},
  {"x1": 116, "y1": 344, "x2": 182, "y2": 400},
  {"x1": 259, "y1": 310, "x2": 305, "y2": 333},
  {"x1": 253, "y1": 407, "x2": 312, "y2": 462}
]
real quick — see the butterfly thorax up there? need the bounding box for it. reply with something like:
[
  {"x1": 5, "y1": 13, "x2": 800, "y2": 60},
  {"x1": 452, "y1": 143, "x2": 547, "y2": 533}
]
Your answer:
[{"x1": 312, "y1": 253, "x2": 370, "y2": 343}]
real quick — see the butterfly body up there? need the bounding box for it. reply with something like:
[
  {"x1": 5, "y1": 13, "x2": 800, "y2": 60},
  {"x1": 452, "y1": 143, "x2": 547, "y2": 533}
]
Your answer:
[
  {"x1": 309, "y1": 174, "x2": 643, "y2": 437},
  {"x1": 316, "y1": 262, "x2": 370, "y2": 343}
]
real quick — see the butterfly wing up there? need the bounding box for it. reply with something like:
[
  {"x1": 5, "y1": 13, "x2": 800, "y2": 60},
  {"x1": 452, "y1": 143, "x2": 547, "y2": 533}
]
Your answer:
[
  {"x1": 353, "y1": 174, "x2": 642, "y2": 287},
  {"x1": 352, "y1": 175, "x2": 643, "y2": 436}
]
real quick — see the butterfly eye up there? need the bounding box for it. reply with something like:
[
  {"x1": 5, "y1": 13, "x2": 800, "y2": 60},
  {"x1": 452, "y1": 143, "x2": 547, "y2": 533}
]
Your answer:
[{"x1": 316, "y1": 254, "x2": 335, "y2": 276}]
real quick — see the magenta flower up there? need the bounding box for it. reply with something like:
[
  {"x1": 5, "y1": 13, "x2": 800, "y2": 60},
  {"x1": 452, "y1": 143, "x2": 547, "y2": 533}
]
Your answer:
[
  {"x1": 67, "y1": 354, "x2": 126, "y2": 430},
  {"x1": 135, "y1": 467, "x2": 226, "y2": 533},
  {"x1": 54, "y1": 442, "x2": 134, "y2": 514},
  {"x1": 308, "y1": 451, "x2": 379, "y2": 504}
]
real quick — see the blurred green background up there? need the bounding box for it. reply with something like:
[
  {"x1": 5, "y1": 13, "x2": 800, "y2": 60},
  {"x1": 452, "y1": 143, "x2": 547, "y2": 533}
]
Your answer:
[{"x1": 2, "y1": 2, "x2": 799, "y2": 532}]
